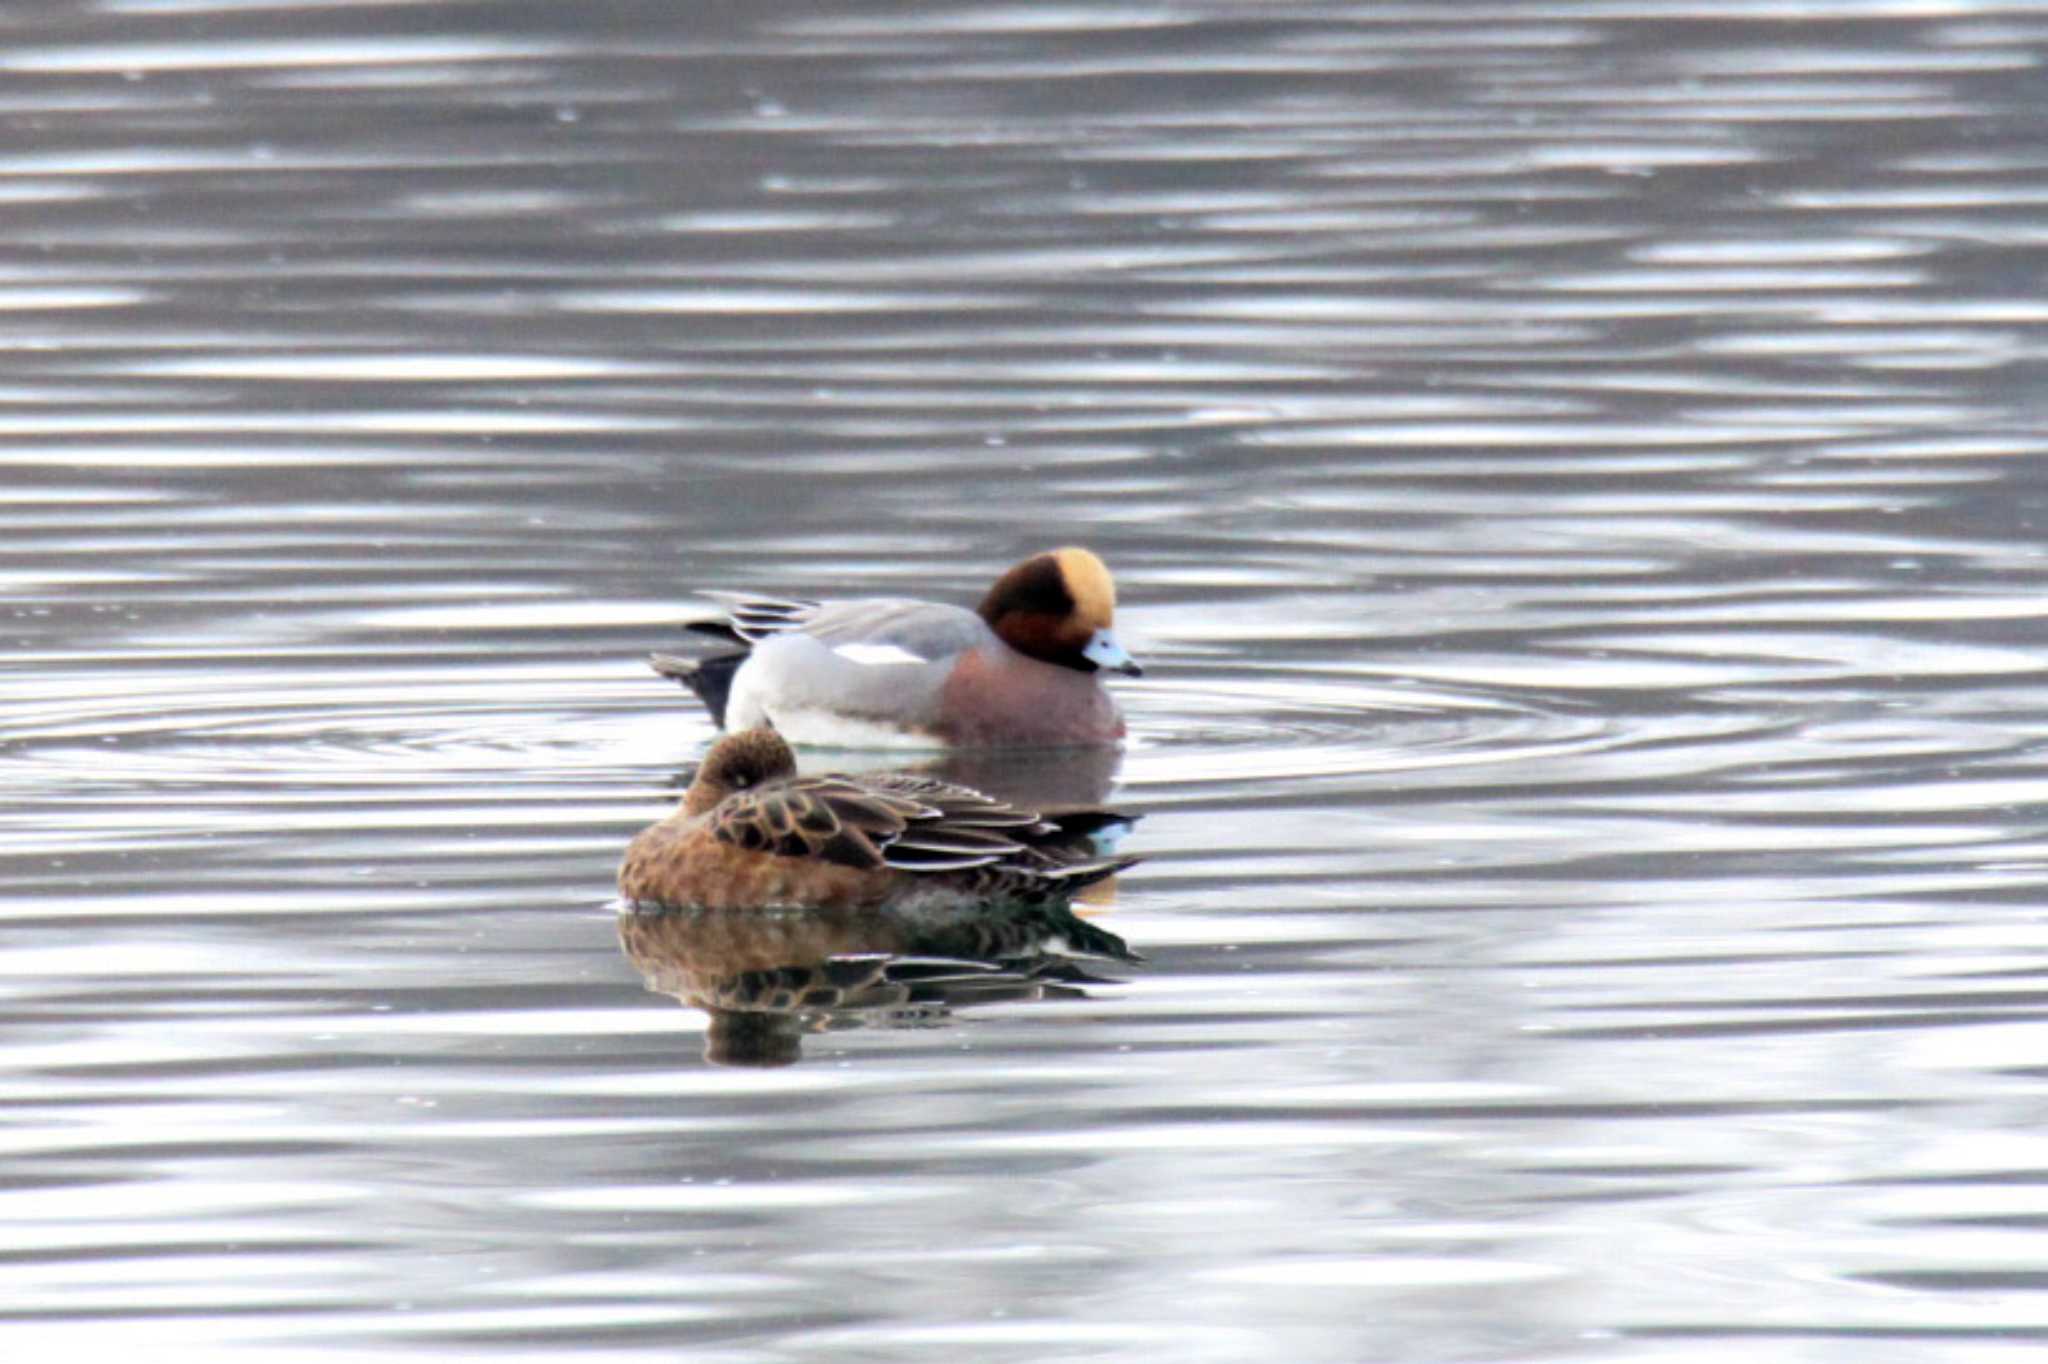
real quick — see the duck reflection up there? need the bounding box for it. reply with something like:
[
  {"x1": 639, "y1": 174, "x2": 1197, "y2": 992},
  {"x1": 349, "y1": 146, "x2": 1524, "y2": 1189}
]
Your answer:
[
  {"x1": 618, "y1": 899, "x2": 1138, "y2": 1066},
  {"x1": 617, "y1": 727, "x2": 1142, "y2": 1066},
  {"x1": 869, "y1": 740, "x2": 1124, "y2": 816}
]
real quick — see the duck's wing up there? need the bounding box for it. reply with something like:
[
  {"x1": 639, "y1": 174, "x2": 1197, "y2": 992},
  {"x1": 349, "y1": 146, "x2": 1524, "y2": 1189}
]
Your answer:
[
  {"x1": 862, "y1": 773, "x2": 1141, "y2": 880},
  {"x1": 707, "y1": 774, "x2": 949, "y2": 872},
  {"x1": 713, "y1": 770, "x2": 1055, "y2": 875},
  {"x1": 699, "y1": 590, "x2": 824, "y2": 644},
  {"x1": 851, "y1": 773, "x2": 1055, "y2": 870},
  {"x1": 704, "y1": 594, "x2": 990, "y2": 666},
  {"x1": 859, "y1": 773, "x2": 1047, "y2": 830}
]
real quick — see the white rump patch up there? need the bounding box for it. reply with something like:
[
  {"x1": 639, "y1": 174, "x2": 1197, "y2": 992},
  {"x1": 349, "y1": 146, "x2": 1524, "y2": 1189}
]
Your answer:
[{"x1": 832, "y1": 642, "x2": 928, "y2": 667}]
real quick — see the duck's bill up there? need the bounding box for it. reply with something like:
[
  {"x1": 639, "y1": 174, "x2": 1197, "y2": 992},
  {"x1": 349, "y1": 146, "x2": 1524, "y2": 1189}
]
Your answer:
[{"x1": 1083, "y1": 628, "x2": 1143, "y2": 677}]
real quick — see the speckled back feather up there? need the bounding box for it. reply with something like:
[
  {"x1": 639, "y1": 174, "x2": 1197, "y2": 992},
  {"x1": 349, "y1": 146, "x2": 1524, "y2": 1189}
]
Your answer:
[{"x1": 707, "y1": 768, "x2": 1131, "y2": 887}]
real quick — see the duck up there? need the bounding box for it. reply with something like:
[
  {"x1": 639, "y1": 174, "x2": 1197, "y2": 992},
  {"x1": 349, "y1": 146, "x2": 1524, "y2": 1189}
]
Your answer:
[
  {"x1": 650, "y1": 546, "x2": 1140, "y2": 748},
  {"x1": 618, "y1": 727, "x2": 1140, "y2": 915}
]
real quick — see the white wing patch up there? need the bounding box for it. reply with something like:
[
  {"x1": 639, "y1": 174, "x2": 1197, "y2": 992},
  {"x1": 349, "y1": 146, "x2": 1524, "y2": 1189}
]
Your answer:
[{"x1": 833, "y1": 642, "x2": 929, "y2": 667}]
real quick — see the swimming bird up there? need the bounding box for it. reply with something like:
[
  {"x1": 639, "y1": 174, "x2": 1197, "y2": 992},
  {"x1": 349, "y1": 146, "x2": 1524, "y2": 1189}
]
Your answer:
[
  {"x1": 651, "y1": 547, "x2": 1141, "y2": 748},
  {"x1": 617, "y1": 727, "x2": 1140, "y2": 914}
]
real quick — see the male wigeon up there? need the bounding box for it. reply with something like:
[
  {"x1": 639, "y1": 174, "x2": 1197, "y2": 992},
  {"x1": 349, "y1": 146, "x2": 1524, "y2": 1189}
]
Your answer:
[
  {"x1": 650, "y1": 547, "x2": 1141, "y2": 748},
  {"x1": 618, "y1": 727, "x2": 1140, "y2": 914}
]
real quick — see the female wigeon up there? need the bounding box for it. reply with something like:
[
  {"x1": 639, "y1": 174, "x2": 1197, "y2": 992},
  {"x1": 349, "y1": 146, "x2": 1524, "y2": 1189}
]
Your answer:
[
  {"x1": 618, "y1": 727, "x2": 1140, "y2": 914},
  {"x1": 650, "y1": 547, "x2": 1141, "y2": 748}
]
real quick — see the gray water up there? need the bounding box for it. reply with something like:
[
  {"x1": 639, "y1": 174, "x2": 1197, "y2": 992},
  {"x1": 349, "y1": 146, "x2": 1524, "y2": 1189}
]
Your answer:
[{"x1": 9, "y1": 2, "x2": 2048, "y2": 1359}]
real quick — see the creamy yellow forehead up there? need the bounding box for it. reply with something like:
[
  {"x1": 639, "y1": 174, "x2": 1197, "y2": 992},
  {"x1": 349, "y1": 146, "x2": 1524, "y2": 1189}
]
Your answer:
[{"x1": 1053, "y1": 546, "x2": 1116, "y2": 629}]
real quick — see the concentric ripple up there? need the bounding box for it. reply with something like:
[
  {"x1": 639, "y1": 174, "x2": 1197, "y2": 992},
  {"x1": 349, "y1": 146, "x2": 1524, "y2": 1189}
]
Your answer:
[{"x1": 9, "y1": 2, "x2": 2048, "y2": 1362}]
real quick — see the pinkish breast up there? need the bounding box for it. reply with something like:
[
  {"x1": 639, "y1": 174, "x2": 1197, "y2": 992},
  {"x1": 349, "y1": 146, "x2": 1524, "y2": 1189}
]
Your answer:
[{"x1": 936, "y1": 646, "x2": 1125, "y2": 747}]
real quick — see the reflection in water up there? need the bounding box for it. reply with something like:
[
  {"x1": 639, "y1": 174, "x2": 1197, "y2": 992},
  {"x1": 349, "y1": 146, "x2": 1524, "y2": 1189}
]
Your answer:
[
  {"x1": 617, "y1": 897, "x2": 1139, "y2": 1066},
  {"x1": 670, "y1": 740, "x2": 1128, "y2": 816},
  {"x1": 10, "y1": 0, "x2": 2048, "y2": 1358},
  {"x1": 884, "y1": 741, "x2": 1128, "y2": 815}
]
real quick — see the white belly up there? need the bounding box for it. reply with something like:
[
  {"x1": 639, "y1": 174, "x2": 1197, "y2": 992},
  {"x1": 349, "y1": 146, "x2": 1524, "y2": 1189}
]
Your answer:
[{"x1": 724, "y1": 634, "x2": 951, "y2": 749}]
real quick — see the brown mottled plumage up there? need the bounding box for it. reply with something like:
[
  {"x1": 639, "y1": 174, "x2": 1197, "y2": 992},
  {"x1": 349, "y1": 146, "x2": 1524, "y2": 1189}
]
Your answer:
[{"x1": 617, "y1": 728, "x2": 1139, "y2": 913}]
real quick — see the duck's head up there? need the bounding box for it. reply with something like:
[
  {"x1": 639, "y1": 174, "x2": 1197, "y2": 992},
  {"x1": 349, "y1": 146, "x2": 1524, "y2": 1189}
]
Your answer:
[
  {"x1": 685, "y1": 726, "x2": 798, "y2": 816},
  {"x1": 976, "y1": 546, "x2": 1142, "y2": 678}
]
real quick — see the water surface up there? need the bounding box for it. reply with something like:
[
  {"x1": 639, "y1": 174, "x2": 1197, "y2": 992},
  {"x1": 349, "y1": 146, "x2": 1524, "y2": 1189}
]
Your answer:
[{"x1": 8, "y1": 2, "x2": 2048, "y2": 1360}]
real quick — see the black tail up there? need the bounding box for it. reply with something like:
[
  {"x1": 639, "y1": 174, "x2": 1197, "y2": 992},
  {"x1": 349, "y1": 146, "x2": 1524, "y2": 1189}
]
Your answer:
[
  {"x1": 650, "y1": 647, "x2": 749, "y2": 728},
  {"x1": 683, "y1": 620, "x2": 747, "y2": 648}
]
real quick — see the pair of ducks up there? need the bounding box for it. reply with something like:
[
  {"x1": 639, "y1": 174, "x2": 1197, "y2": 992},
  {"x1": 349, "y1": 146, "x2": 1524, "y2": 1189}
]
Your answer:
[{"x1": 619, "y1": 548, "x2": 1144, "y2": 916}]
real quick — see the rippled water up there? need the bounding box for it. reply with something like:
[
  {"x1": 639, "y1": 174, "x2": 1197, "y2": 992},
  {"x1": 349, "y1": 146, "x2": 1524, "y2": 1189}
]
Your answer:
[{"x1": 10, "y1": 2, "x2": 2048, "y2": 1359}]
